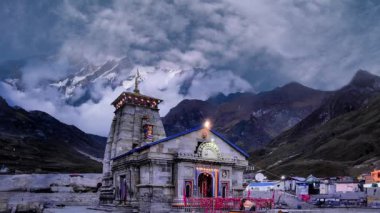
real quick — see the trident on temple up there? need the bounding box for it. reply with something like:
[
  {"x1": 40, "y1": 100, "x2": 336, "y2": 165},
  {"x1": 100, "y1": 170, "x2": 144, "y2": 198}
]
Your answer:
[{"x1": 134, "y1": 69, "x2": 141, "y2": 94}]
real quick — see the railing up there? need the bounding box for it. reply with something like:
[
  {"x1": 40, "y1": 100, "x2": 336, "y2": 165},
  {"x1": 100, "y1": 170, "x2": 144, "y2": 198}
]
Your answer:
[{"x1": 172, "y1": 197, "x2": 273, "y2": 212}]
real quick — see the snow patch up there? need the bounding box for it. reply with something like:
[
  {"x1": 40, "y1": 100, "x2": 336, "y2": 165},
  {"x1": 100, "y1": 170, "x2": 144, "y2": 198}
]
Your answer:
[
  {"x1": 75, "y1": 149, "x2": 102, "y2": 163},
  {"x1": 94, "y1": 63, "x2": 120, "y2": 82},
  {"x1": 72, "y1": 76, "x2": 87, "y2": 85},
  {"x1": 65, "y1": 86, "x2": 76, "y2": 98},
  {"x1": 50, "y1": 78, "x2": 69, "y2": 88},
  {"x1": 103, "y1": 72, "x2": 117, "y2": 81}
]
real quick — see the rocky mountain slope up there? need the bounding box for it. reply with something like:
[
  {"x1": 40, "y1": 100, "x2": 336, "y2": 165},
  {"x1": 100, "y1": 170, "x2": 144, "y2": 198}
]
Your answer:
[
  {"x1": 251, "y1": 70, "x2": 380, "y2": 177},
  {"x1": 0, "y1": 97, "x2": 106, "y2": 173},
  {"x1": 163, "y1": 82, "x2": 328, "y2": 151}
]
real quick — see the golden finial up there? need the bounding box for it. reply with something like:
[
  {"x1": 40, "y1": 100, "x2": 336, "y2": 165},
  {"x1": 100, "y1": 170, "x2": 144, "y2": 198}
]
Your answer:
[{"x1": 134, "y1": 69, "x2": 141, "y2": 94}]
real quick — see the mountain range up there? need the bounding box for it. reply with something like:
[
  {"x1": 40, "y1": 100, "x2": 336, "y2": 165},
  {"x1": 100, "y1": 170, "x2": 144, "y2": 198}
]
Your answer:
[
  {"x1": 163, "y1": 81, "x2": 328, "y2": 151},
  {"x1": 163, "y1": 70, "x2": 380, "y2": 177},
  {"x1": 0, "y1": 97, "x2": 106, "y2": 173},
  {"x1": 251, "y1": 70, "x2": 380, "y2": 177},
  {"x1": 1, "y1": 56, "x2": 380, "y2": 177}
]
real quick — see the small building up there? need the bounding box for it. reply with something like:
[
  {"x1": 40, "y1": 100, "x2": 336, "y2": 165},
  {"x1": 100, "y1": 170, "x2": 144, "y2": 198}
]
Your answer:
[
  {"x1": 296, "y1": 183, "x2": 309, "y2": 196},
  {"x1": 319, "y1": 182, "x2": 336, "y2": 195},
  {"x1": 335, "y1": 182, "x2": 359, "y2": 193},
  {"x1": 306, "y1": 174, "x2": 320, "y2": 194},
  {"x1": 284, "y1": 176, "x2": 305, "y2": 192}
]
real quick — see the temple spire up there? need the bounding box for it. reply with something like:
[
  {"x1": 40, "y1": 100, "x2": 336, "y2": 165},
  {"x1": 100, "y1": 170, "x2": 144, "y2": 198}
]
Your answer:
[{"x1": 134, "y1": 69, "x2": 141, "y2": 94}]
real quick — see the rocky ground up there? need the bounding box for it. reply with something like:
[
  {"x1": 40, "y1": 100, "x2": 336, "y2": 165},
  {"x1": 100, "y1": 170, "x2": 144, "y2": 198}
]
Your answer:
[{"x1": 0, "y1": 173, "x2": 102, "y2": 212}]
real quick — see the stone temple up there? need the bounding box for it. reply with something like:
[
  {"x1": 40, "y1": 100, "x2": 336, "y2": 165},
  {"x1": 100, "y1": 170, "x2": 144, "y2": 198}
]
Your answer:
[{"x1": 100, "y1": 74, "x2": 249, "y2": 212}]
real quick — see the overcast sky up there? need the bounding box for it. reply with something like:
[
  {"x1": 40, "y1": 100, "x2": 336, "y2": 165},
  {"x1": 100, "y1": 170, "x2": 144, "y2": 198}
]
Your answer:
[{"x1": 1, "y1": 0, "x2": 380, "y2": 136}]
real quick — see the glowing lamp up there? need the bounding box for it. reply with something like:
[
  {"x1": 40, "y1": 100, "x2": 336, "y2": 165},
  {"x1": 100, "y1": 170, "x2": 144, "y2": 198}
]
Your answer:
[{"x1": 204, "y1": 120, "x2": 211, "y2": 129}]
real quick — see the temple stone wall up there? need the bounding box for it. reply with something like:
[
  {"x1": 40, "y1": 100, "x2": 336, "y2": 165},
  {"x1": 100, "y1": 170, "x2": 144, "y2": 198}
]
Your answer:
[
  {"x1": 152, "y1": 161, "x2": 173, "y2": 185},
  {"x1": 104, "y1": 101, "x2": 166, "y2": 167},
  {"x1": 138, "y1": 186, "x2": 173, "y2": 213},
  {"x1": 232, "y1": 169, "x2": 245, "y2": 197},
  {"x1": 102, "y1": 118, "x2": 117, "y2": 176},
  {"x1": 112, "y1": 166, "x2": 139, "y2": 204},
  {"x1": 140, "y1": 164, "x2": 150, "y2": 184},
  {"x1": 115, "y1": 107, "x2": 135, "y2": 155},
  {"x1": 175, "y1": 162, "x2": 195, "y2": 200},
  {"x1": 111, "y1": 105, "x2": 166, "y2": 157}
]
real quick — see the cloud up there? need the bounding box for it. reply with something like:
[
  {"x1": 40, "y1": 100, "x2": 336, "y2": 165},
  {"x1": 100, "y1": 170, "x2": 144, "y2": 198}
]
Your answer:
[
  {"x1": 0, "y1": 81, "x2": 119, "y2": 136},
  {"x1": 2, "y1": 0, "x2": 380, "y2": 135},
  {"x1": 3, "y1": 0, "x2": 380, "y2": 89},
  {"x1": 20, "y1": 57, "x2": 71, "y2": 88},
  {"x1": 221, "y1": 0, "x2": 380, "y2": 89},
  {"x1": 53, "y1": 0, "x2": 380, "y2": 90}
]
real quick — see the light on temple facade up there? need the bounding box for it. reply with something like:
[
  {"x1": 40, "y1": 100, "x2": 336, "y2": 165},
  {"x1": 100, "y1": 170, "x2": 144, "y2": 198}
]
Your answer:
[{"x1": 204, "y1": 120, "x2": 211, "y2": 129}]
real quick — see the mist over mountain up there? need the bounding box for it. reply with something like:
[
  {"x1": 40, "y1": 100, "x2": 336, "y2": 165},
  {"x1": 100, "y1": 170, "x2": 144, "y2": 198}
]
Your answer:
[{"x1": 0, "y1": 55, "x2": 252, "y2": 136}]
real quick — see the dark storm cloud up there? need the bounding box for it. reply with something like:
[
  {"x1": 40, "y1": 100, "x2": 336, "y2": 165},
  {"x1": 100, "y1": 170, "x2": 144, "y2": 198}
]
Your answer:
[
  {"x1": 0, "y1": 1, "x2": 63, "y2": 60},
  {"x1": 3, "y1": 0, "x2": 380, "y2": 90},
  {"x1": 1, "y1": 0, "x2": 380, "y2": 135}
]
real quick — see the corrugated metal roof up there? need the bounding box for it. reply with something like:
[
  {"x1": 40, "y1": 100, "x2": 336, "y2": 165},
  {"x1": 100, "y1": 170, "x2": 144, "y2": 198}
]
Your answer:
[{"x1": 248, "y1": 182, "x2": 277, "y2": 187}]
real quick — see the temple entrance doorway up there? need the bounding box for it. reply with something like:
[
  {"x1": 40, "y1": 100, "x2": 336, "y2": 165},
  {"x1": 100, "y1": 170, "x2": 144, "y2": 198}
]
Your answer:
[{"x1": 198, "y1": 173, "x2": 213, "y2": 197}]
